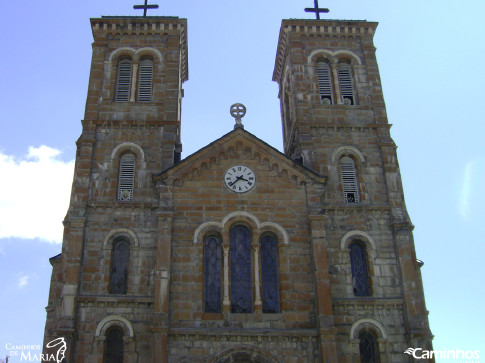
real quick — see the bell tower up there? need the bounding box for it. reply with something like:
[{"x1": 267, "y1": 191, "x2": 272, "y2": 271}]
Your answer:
[
  {"x1": 43, "y1": 12, "x2": 188, "y2": 362},
  {"x1": 273, "y1": 16, "x2": 434, "y2": 358}
]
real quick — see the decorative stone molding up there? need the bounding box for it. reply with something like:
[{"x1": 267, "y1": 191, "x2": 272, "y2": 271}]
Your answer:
[
  {"x1": 331, "y1": 145, "x2": 366, "y2": 165},
  {"x1": 95, "y1": 315, "x2": 134, "y2": 339},
  {"x1": 307, "y1": 49, "x2": 362, "y2": 65},
  {"x1": 349, "y1": 318, "x2": 388, "y2": 339},
  {"x1": 193, "y1": 211, "x2": 289, "y2": 245},
  {"x1": 110, "y1": 142, "x2": 145, "y2": 162},
  {"x1": 340, "y1": 230, "x2": 376, "y2": 251},
  {"x1": 103, "y1": 228, "x2": 139, "y2": 249}
]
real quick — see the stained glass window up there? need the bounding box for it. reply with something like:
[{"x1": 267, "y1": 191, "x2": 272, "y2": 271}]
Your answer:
[
  {"x1": 109, "y1": 239, "x2": 130, "y2": 294},
  {"x1": 359, "y1": 331, "x2": 380, "y2": 363},
  {"x1": 230, "y1": 225, "x2": 252, "y2": 313},
  {"x1": 204, "y1": 235, "x2": 222, "y2": 313},
  {"x1": 349, "y1": 242, "x2": 370, "y2": 296},
  {"x1": 260, "y1": 234, "x2": 280, "y2": 313},
  {"x1": 104, "y1": 327, "x2": 124, "y2": 363}
]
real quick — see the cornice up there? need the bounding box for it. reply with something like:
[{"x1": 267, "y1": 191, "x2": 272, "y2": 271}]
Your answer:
[
  {"x1": 90, "y1": 17, "x2": 188, "y2": 82},
  {"x1": 273, "y1": 19, "x2": 378, "y2": 83}
]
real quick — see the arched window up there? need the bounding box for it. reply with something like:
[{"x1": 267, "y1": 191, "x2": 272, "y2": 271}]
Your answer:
[
  {"x1": 117, "y1": 153, "x2": 135, "y2": 201},
  {"x1": 338, "y1": 62, "x2": 355, "y2": 105},
  {"x1": 204, "y1": 235, "x2": 222, "y2": 313},
  {"x1": 137, "y1": 58, "x2": 153, "y2": 102},
  {"x1": 359, "y1": 330, "x2": 380, "y2": 363},
  {"x1": 115, "y1": 59, "x2": 132, "y2": 102},
  {"x1": 349, "y1": 241, "x2": 371, "y2": 296},
  {"x1": 340, "y1": 156, "x2": 359, "y2": 203},
  {"x1": 109, "y1": 239, "x2": 130, "y2": 294},
  {"x1": 230, "y1": 225, "x2": 252, "y2": 313},
  {"x1": 260, "y1": 234, "x2": 280, "y2": 313},
  {"x1": 317, "y1": 60, "x2": 333, "y2": 104},
  {"x1": 104, "y1": 327, "x2": 124, "y2": 363}
]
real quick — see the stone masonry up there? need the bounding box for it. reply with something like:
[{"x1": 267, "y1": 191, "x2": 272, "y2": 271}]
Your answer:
[{"x1": 43, "y1": 14, "x2": 433, "y2": 363}]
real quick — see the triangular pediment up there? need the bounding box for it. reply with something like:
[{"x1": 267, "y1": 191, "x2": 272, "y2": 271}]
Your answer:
[{"x1": 154, "y1": 128, "x2": 326, "y2": 188}]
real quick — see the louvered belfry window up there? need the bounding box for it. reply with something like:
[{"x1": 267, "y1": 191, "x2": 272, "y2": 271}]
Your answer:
[
  {"x1": 359, "y1": 331, "x2": 381, "y2": 363},
  {"x1": 338, "y1": 62, "x2": 355, "y2": 105},
  {"x1": 115, "y1": 59, "x2": 132, "y2": 102},
  {"x1": 117, "y1": 153, "x2": 135, "y2": 201},
  {"x1": 340, "y1": 156, "x2": 359, "y2": 203},
  {"x1": 260, "y1": 234, "x2": 280, "y2": 313},
  {"x1": 317, "y1": 60, "x2": 333, "y2": 104},
  {"x1": 350, "y1": 242, "x2": 371, "y2": 296},
  {"x1": 137, "y1": 59, "x2": 153, "y2": 102},
  {"x1": 104, "y1": 327, "x2": 124, "y2": 363},
  {"x1": 204, "y1": 235, "x2": 222, "y2": 313},
  {"x1": 230, "y1": 225, "x2": 252, "y2": 313}
]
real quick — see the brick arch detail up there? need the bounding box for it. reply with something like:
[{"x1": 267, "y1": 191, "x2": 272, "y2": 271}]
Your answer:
[
  {"x1": 307, "y1": 49, "x2": 362, "y2": 65},
  {"x1": 331, "y1": 145, "x2": 365, "y2": 165},
  {"x1": 103, "y1": 228, "x2": 139, "y2": 250},
  {"x1": 193, "y1": 211, "x2": 289, "y2": 245},
  {"x1": 95, "y1": 315, "x2": 134, "y2": 338},
  {"x1": 350, "y1": 318, "x2": 388, "y2": 340},
  {"x1": 340, "y1": 230, "x2": 376, "y2": 251}
]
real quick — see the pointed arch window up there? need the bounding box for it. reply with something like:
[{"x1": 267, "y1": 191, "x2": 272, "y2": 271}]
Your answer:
[
  {"x1": 137, "y1": 58, "x2": 153, "y2": 102},
  {"x1": 109, "y1": 239, "x2": 130, "y2": 294},
  {"x1": 115, "y1": 59, "x2": 132, "y2": 102},
  {"x1": 338, "y1": 62, "x2": 355, "y2": 105},
  {"x1": 204, "y1": 235, "x2": 222, "y2": 313},
  {"x1": 317, "y1": 60, "x2": 333, "y2": 104},
  {"x1": 104, "y1": 327, "x2": 124, "y2": 363},
  {"x1": 340, "y1": 156, "x2": 359, "y2": 203},
  {"x1": 118, "y1": 153, "x2": 135, "y2": 201},
  {"x1": 359, "y1": 330, "x2": 380, "y2": 363},
  {"x1": 349, "y1": 241, "x2": 371, "y2": 296},
  {"x1": 260, "y1": 234, "x2": 280, "y2": 313},
  {"x1": 230, "y1": 225, "x2": 252, "y2": 313}
]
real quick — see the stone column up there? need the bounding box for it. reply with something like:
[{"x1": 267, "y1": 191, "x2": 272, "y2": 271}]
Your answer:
[
  {"x1": 253, "y1": 245, "x2": 262, "y2": 307},
  {"x1": 309, "y1": 215, "x2": 338, "y2": 363},
  {"x1": 223, "y1": 245, "x2": 231, "y2": 309},
  {"x1": 331, "y1": 60, "x2": 342, "y2": 105},
  {"x1": 130, "y1": 63, "x2": 138, "y2": 102}
]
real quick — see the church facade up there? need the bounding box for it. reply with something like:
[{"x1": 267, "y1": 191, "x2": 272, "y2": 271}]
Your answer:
[{"x1": 43, "y1": 12, "x2": 433, "y2": 363}]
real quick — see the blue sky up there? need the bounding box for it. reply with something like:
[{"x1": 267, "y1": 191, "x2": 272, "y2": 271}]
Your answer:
[{"x1": 0, "y1": 0, "x2": 484, "y2": 361}]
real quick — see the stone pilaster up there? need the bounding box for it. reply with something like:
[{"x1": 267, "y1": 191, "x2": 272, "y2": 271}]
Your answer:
[{"x1": 309, "y1": 215, "x2": 338, "y2": 363}]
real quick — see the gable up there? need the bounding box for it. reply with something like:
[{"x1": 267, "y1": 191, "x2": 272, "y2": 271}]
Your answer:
[{"x1": 154, "y1": 128, "x2": 326, "y2": 189}]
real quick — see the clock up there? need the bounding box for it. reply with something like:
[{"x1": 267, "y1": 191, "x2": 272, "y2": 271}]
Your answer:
[{"x1": 224, "y1": 165, "x2": 256, "y2": 193}]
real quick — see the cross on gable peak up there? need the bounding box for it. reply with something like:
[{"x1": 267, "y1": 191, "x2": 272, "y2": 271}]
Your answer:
[
  {"x1": 304, "y1": 0, "x2": 330, "y2": 20},
  {"x1": 133, "y1": 0, "x2": 159, "y2": 17}
]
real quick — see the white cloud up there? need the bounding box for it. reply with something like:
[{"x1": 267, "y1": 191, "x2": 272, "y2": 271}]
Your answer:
[
  {"x1": 17, "y1": 274, "x2": 29, "y2": 288},
  {"x1": 0, "y1": 146, "x2": 74, "y2": 243}
]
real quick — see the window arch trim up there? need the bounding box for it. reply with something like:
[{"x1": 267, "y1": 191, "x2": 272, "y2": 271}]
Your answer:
[
  {"x1": 307, "y1": 49, "x2": 362, "y2": 65},
  {"x1": 340, "y1": 230, "x2": 376, "y2": 251},
  {"x1": 103, "y1": 228, "x2": 139, "y2": 250},
  {"x1": 331, "y1": 145, "x2": 365, "y2": 165},
  {"x1": 193, "y1": 211, "x2": 289, "y2": 245},
  {"x1": 95, "y1": 315, "x2": 135, "y2": 339},
  {"x1": 350, "y1": 318, "x2": 388, "y2": 340},
  {"x1": 110, "y1": 142, "x2": 145, "y2": 163}
]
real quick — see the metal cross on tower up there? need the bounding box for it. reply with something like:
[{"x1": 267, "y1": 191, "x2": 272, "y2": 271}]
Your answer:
[
  {"x1": 133, "y1": 0, "x2": 159, "y2": 17},
  {"x1": 304, "y1": 0, "x2": 329, "y2": 20}
]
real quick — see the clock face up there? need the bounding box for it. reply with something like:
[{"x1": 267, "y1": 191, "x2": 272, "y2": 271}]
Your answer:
[{"x1": 224, "y1": 165, "x2": 256, "y2": 193}]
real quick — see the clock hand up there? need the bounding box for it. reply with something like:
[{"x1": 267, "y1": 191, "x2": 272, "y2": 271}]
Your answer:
[{"x1": 228, "y1": 176, "x2": 243, "y2": 186}]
